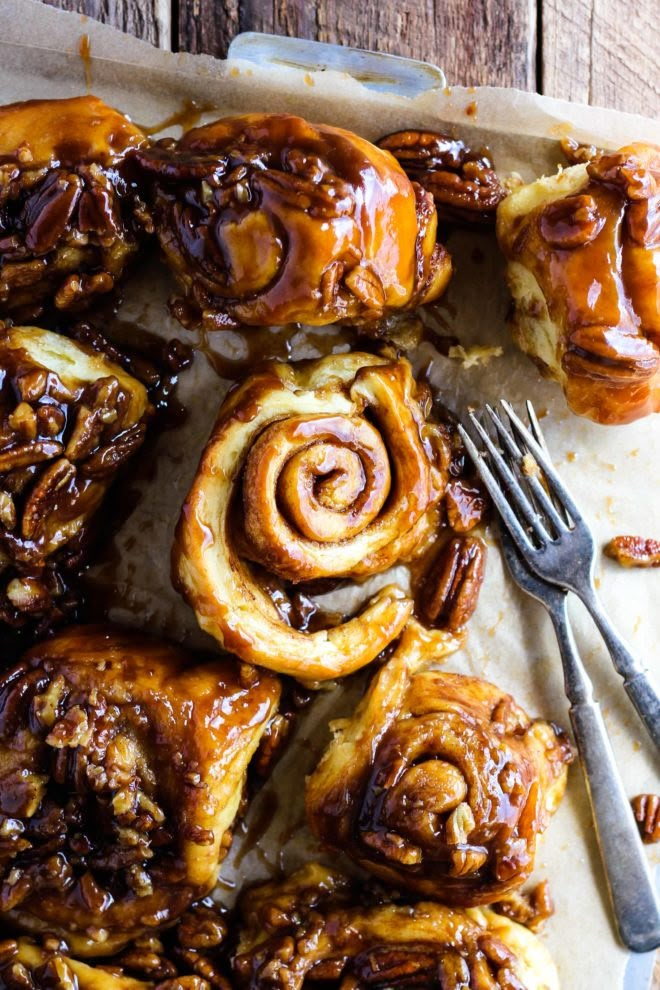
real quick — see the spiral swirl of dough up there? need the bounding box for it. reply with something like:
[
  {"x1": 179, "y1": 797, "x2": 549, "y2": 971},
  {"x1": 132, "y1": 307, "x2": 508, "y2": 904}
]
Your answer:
[
  {"x1": 173, "y1": 352, "x2": 456, "y2": 680},
  {"x1": 307, "y1": 622, "x2": 572, "y2": 903}
]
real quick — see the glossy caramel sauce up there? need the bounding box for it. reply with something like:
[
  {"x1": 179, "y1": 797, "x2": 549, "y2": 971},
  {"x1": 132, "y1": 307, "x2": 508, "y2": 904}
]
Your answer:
[
  {"x1": 139, "y1": 98, "x2": 219, "y2": 137},
  {"x1": 134, "y1": 112, "x2": 450, "y2": 332},
  {"x1": 499, "y1": 142, "x2": 660, "y2": 423}
]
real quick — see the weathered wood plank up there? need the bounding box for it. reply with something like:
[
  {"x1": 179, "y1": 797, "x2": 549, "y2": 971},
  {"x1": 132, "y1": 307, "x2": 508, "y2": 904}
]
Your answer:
[
  {"x1": 541, "y1": 0, "x2": 659, "y2": 114},
  {"x1": 178, "y1": 0, "x2": 537, "y2": 90},
  {"x1": 42, "y1": 0, "x2": 171, "y2": 49}
]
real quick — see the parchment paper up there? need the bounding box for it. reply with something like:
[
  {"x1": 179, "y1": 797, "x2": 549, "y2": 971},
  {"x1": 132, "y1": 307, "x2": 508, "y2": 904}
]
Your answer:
[{"x1": 1, "y1": 2, "x2": 659, "y2": 986}]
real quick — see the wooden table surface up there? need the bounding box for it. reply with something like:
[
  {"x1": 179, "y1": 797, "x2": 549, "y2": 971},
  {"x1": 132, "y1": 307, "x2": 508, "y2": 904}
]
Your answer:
[{"x1": 40, "y1": 0, "x2": 658, "y2": 115}]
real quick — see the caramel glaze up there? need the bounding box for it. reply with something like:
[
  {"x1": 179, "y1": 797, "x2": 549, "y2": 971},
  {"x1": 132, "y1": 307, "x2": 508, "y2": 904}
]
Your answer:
[
  {"x1": 377, "y1": 130, "x2": 507, "y2": 226},
  {"x1": 132, "y1": 112, "x2": 451, "y2": 332},
  {"x1": 233, "y1": 862, "x2": 557, "y2": 988},
  {"x1": 498, "y1": 143, "x2": 660, "y2": 424},
  {"x1": 0, "y1": 898, "x2": 233, "y2": 988},
  {"x1": 0, "y1": 624, "x2": 280, "y2": 957},
  {"x1": 0, "y1": 96, "x2": 149, "y2": 321},
  {"x1": 306, "y1": 623, "x2": 572, "y2": 906},
  {"x1": 0, "y1": 325, "x2": 151, "y2": 636}
]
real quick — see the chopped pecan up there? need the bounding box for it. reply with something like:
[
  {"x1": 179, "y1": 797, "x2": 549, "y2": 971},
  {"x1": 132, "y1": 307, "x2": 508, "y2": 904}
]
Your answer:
[
  {"x1": 492, "y1": 879, "x2": 555, "y2": 932},
  {"x1": 539, "y1": 194, "x2": 605, "y2": 248},
  {"x1": 631, "y1": 793, "x2": 660, "y2": 843},
  {"x1": 445, "y1": 477, "x2": 488, "y2": 532},
  {"x1": 604, "y1": 535, "x2": 660, "y2": 568},
  {"x1": 378, "y1": 129, "x2": 507, "y2": 224},
  {"x1": 419, "y1": 535, "x2": 487, "y2": 631},
  {"x1": 560, "y1": 136, "x2": 603, "y2": 165}
]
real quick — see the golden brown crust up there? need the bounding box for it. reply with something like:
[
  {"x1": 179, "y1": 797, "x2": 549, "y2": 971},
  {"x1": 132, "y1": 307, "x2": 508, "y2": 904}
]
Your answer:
[
  {"x1": 0, "y1": 325, "x2": 151, "y2": 632},
  {"x1": 134, "y1": 113, "x2": 451, "y2": 331},
  {"x1": 0, "y1": 624, "x2": 279, "y2": 956},
  {"x1": 233, "y1": 863, "x2": 559, "y2": 989},
  {"x1": 0, "y1": 96, "x2": 149, "y2": 321},
  {"x1": 377, "y1": 130, "x2": 507, "y2": 225},
  {"x1": 497, "y1": 142, "x2": 660, "y2": 424},
  {"x1": 306, "y1": 621, "x2": 572, "y2": 905},
  {"x1": 172, "y1": 351, "x2": 475, "y2": 680},
  {"x1": 604, "y1": 535, "x2": 660, "y2": 568}
]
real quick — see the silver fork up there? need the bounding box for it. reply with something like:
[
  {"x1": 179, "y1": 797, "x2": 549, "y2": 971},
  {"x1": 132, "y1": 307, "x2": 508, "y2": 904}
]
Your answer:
[
  {"x1": 498, "y1": 517, "x2": 660, "y2": 952},
  {"x1": 458, "y1": 400, "x2": 660, "y2": 751}
]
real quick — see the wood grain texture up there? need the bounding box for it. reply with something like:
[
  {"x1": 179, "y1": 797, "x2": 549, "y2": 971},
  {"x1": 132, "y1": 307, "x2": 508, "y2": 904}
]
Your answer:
[
  {"x1": 177, "y1": 0, "x2": 536, "y2": 89},
  {"x1": 42, "y1": 0, "x2": 171, "y2": 48},
  {"x1": 541, "y1": 0, "x2": 660, "y2": 114}
]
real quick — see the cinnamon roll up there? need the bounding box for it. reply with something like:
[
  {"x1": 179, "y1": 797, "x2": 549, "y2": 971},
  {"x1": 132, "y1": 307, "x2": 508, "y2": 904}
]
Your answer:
[
  {"x1": 0, "y1": 625, "x2": 280, "y2": 956},
  {"x1": 134, "y1": 112, "x2": 451, "y2": 331},
  {"x1": 306, "y1": 621, "x2": 572, "y2": 904},
  {"x1": 0, "y1": 96, "x2": 148, "y2": 320},
  {"x1": 378, "y1": 130, "x2": 507, "y2": 225},
  {"x1": 496, "y1": 142, "x2": 660, "y2": 424},
  {"x1": 233, "y1": 863, "x2": 559, "y2": 989},
  {"x1": 173, "y1": 351, "x2": 475, "y2": 680},
  {"x1": 0, "y1": 325, "x2": 151, "y2": 631},
  {"x1": 0, "y1": 898, "x2": 232, "y2": 988}
]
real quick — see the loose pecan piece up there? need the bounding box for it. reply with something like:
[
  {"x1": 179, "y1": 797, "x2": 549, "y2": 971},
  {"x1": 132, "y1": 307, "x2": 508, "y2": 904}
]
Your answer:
[
  {"x1": 604, "y1": 535, "x2": 660, "y2": 568},
  {"x1": 378, "y1": 129, "x2": 507, "y2": 225},
  {"x1": 419, "y1": 534, "x2": 487, "y2": 631},
  {"x1": 631, "y1": 794, "x2": 660, "y2": 843}
]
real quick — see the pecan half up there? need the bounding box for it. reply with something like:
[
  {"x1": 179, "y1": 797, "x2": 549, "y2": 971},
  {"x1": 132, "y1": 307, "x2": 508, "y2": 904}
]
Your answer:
[
  {"x1": 604, "y1": 535, "x2": 660, "y2": 568},
  {"x1": 378, "y1": 129, "x2": 507, "y2": 225},
  {"x1": 539, "y1": 194, "x2": 605, "y2": 248},
  {"x1": 419, "y1": 535, "x2": 487, "y2": 631},
  {"x1": 631, "y1": 794, "x2": 660, "y2": 843}
]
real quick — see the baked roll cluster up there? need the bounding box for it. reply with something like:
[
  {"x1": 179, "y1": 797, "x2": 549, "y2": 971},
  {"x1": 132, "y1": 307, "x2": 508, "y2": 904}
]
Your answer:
[
  {"x1": 0, "y1": 625, "x2": 279, "y2": 956},
  {"x1": 0, "y1": 96, "x2": 147, "y2": 321},
  {"x1": 497, "y1": 142, "x2": 660, "y2": 424},
  {"x1": 173, "y1": 351, "x2": 484, "y2": 680},
  {"x1": 233, "y1": 863, "x2": 559, "y2": 990},
  {"x1": 307, "y1": 621, "x2": 572, "y2": 904},
  {"x1": 134, "y1": 112, "x2": 452, "y2": 331},
  {"x1": 0, "y1": 325, "x2": 150, "y2": 631}
]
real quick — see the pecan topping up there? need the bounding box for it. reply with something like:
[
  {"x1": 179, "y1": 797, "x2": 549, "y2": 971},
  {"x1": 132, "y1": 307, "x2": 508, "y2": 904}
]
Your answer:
[
  {"x1": 604, "y1": 535, "x2": 660, "y2": 568},
  {"x1": 539, "y1": 194, "x2": 606, "y2": 248},
  {"x1": 631, "y1": 794, "x2": 660, "y2": 843},
  {"x1": 0, "y1": 325, "x2": 151, "y2": 634},
  {"x1": 0, "y1": 96, "x2": 148, "y2": 321},
  {"x1": 233, "y1": 862, "x2": 560, "y2": 988},
  {"x1": 307, "y1": 621, "x2": 572, "y2": 906},
  {"x1": 420, "y1": 535, "x2": 487, "y2": 632},
  {"x1": 134, "y1": 112, "x2": 451, "y2": 333},
  {"x1": 0, "y1": 625, "x2": 279, "y2": 956},
  {"x1": 378, "y1": 129, "x2": 507, "y2": 225}
]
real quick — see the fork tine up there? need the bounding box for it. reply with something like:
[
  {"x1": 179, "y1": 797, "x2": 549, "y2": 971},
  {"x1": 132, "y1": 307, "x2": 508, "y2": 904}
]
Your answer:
[
  {"x1": 500, "y1": 400, "x2": 582, "y2": 521},
  {"x1": 485, "y1": 404, "x2": 569, "y2": 536},
  {"x1": 525, "y1": 401, "x2": 572, "y2": 527},
  {"x1": 457, "y1": 424, "x2": 536, "y2": 553},
  {"x1": 464, "y1": 414, "x2": 550, "y2": 544}
]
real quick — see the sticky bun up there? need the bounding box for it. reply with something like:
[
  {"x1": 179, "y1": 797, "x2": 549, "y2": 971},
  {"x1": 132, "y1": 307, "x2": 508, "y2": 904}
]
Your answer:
[
  {"x1": 0, "y1": 325, "x2": 151, "y2": 631},
  {"x1": 378, "y1": 130, "x2": 507, "y2": 225},
  {"x1": 172, "y1": 351, "x2": 484, "y2": 681},
  {"x1": 307, "y1": 621, "x2": 572, "y2": 904},
  {"x1": 134, "y1": 112, "x2": 452, "y2": 331},
  {"x1": 233, "y1": 862, "x2": 559, "y2": 990},
  {"x1": 497, "y1": 142, "x2": 660, "y2": 424},
  {"x1": 0, "y1": 625, "x2": 280, "y2": 955},
  {"x1": 0, "y1": 96, "x2": 148, "y2": 320},
  {"x1": 0, "y1": 897, "x2": 232, "y2": 988}
]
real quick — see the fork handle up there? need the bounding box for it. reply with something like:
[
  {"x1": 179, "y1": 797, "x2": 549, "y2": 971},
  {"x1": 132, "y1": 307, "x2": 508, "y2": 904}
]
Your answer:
[
  {"x1": 578, "y1": 587, "x2": 660, "y2": 751},
  {"x1": 547, "y1": 604, "x2": 660, "y2": 952},
  {"x1": 569, "y1": 700, "x2": 660, "y2": 952}
]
